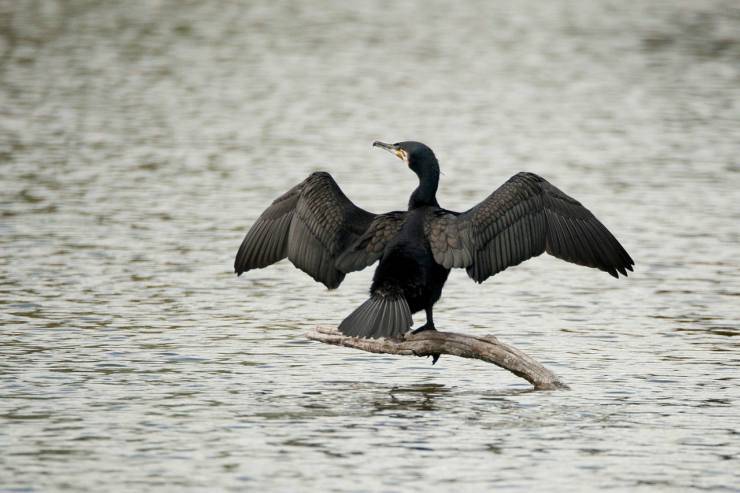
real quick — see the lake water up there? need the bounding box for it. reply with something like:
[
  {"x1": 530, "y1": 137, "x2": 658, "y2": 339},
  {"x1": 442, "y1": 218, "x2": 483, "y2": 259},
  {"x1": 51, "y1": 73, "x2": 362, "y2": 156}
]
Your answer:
[{"x1": 1, "y1": 1, "x2": 739, "y2": 491}]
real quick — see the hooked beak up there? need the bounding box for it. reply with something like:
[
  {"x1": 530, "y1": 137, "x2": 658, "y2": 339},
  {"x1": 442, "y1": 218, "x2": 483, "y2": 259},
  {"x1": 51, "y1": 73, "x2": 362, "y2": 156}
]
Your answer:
[
  {"x1": 372, "y1": 141, "x2": 395, "y2": 153},
  {"x1": 373, "y1": 141, "x2": 406, "y2": 162}
]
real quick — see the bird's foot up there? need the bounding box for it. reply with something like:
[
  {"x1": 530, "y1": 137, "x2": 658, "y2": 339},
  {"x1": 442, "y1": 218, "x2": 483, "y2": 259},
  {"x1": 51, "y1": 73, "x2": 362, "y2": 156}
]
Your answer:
[
  {"x1": 411, "y1": 323, "x2": 437, "y2": 334},
  {"x1": 411, "y1": 323, "x2": 440, "y2": 365}
]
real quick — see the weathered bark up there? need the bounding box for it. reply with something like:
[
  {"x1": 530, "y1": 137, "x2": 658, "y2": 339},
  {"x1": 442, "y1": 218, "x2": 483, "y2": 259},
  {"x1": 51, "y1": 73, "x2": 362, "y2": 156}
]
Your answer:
[{"x1": 306, "y1": 326, "x2": 568, "y2": 391}]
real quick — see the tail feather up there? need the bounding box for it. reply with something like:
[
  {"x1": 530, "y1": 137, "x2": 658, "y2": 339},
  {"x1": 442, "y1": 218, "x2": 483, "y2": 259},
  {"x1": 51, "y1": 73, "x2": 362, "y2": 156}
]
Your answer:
[{"x1": 338, "y1": 295, "x2": 413, "y2": 339}]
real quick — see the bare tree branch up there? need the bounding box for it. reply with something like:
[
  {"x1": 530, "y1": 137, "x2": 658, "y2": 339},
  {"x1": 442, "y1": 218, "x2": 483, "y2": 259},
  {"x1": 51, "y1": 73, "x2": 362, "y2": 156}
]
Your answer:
[{"x1": 306, "y1": 326, "x2": 568, "y2": 391}]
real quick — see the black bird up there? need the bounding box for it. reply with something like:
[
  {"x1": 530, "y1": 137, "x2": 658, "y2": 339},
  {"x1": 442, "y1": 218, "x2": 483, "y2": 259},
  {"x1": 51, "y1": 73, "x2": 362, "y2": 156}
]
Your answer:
[{"x1": 234, "y1": 141, "x2": 633, "y2": 341}]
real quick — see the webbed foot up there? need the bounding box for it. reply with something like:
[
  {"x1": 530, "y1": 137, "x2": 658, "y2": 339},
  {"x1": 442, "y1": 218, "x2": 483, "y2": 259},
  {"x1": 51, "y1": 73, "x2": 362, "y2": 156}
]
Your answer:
[
  {"x1": 411, "y1": 322, "x2": 437, "y2": 334},
  {"x1": 411, "y1": 323, "x2": 440, "y2": 364}
]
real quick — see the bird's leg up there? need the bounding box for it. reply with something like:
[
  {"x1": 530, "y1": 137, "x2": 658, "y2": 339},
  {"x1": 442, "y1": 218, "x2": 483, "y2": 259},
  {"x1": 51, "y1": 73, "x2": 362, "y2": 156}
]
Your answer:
[
  {"x1": 412, "y1": 306, "x2": 440, "y2": 365},
  {"x1": 411, "y1": 306, "x2": 437, "y2": 334}
]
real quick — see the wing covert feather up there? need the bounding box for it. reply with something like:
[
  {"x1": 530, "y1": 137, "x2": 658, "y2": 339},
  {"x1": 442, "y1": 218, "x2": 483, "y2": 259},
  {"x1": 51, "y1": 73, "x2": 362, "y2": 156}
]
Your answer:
[{"x1": 335, "y1": 212, "x2": 406, "y2": 273}]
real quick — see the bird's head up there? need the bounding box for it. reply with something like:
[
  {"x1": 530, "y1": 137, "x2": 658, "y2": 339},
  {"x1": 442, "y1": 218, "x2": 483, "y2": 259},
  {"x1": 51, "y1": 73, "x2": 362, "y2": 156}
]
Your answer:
[{"x1": 373, "y1": 140, "x2": 439, "y2": 178}]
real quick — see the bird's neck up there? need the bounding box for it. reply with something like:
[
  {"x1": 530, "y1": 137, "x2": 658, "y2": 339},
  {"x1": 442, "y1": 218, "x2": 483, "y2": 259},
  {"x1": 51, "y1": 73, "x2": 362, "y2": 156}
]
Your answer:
[{"x1": 408, "y1": 170, "x2": 439, "y2": 209}]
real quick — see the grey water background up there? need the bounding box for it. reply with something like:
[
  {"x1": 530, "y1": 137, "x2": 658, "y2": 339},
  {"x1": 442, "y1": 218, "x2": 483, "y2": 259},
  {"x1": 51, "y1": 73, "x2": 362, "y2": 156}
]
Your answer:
[{"x1": 1, "y1": 0, "x2": 739, "y2": 491}]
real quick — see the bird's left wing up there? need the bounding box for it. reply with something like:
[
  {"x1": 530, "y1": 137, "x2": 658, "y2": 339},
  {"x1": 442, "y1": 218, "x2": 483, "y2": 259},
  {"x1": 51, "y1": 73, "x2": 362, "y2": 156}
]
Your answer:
[
  {"x1": 335, "y1": 211, "x2": 407, "y2": 273},
  {"x1": 425, "y1": 172, "x2": 634, "y2": 283},
  {"x1": 234, "y1": 172, "x2": 378, "y2": 289}
]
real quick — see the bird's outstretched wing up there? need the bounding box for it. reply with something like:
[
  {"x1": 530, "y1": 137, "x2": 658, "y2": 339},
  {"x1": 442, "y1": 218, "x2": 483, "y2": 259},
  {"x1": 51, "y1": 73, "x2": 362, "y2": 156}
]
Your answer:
[
  {"x1": 234, "y1": 172, "x2": 402, "y2": 289},
  {"x1": 425, "y1": 172, "x2": 634, "y2": 282},
  {"x1": 335, "y1": 211, "x2": 407, "y2": 273}
]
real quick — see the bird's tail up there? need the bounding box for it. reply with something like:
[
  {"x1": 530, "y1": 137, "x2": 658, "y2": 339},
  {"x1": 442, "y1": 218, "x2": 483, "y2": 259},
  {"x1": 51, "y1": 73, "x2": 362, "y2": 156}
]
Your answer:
[{"x1": 338, "y1": 294, "x2": 413, "y2": 339}]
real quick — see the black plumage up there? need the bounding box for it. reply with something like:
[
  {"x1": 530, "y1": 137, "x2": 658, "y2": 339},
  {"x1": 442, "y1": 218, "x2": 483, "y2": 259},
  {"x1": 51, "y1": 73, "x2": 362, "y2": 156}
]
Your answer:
[{"x1": 234, "y1": 141, "x2": 634, "y2": 340}]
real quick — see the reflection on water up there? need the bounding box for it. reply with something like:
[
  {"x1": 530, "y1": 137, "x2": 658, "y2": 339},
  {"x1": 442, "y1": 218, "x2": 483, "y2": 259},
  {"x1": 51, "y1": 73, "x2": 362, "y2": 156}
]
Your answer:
[{"x1": 1, "y1": 0, "x2": 739, "y2": 491}]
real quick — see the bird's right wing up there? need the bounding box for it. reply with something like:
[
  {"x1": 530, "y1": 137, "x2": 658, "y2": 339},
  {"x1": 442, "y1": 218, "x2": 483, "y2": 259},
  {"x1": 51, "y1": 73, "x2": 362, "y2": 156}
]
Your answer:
[
  {"x1": 234, "y1": 172, "x2": 403, "y2": 289},
  {"x1": 425, "y1": 172, "x2": 634, "y2": 282}
]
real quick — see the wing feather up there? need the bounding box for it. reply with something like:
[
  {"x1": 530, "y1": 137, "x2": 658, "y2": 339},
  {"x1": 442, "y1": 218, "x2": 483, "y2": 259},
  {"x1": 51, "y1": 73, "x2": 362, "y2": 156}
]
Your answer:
[
  {"x1": 335, "y1": 212, "x2": 406, "y2": 273},
  {"x1": 234, "y1": 172, "x2": 380, "y2": 289},
  {"x1": 425, "y1": 172, "x2": 634, "y2": 283}
]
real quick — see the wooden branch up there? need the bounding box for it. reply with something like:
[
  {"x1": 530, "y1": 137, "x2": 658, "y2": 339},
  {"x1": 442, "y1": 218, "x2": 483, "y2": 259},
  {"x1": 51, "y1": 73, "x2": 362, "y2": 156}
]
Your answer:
[{"x1": 306, "y1": 326, "x2": 568, "y2": 391}]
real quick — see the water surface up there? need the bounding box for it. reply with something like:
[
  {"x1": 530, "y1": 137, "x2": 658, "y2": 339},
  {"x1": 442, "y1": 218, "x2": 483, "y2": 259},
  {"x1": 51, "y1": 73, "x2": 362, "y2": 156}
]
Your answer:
[{"x1": 1, "y1": 1, "x2": 739, "y2": 491}]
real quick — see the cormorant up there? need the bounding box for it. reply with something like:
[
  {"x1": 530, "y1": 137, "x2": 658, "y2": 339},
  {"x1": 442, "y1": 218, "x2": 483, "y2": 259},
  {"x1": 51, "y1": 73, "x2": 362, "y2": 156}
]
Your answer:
[{"x1": 234, "y1": 141, "x2": 633, "y2": 342}]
